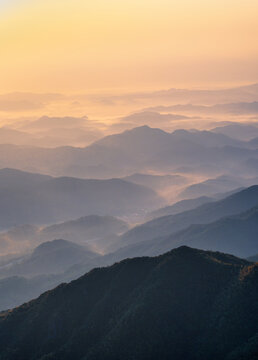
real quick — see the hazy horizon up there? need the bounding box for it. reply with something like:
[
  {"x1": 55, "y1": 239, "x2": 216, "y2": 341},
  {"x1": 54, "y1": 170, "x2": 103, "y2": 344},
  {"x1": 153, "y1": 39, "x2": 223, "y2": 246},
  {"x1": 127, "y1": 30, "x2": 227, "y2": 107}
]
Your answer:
[{"x1": 0, "y1": 0, "x2": 257, "y2": 94}]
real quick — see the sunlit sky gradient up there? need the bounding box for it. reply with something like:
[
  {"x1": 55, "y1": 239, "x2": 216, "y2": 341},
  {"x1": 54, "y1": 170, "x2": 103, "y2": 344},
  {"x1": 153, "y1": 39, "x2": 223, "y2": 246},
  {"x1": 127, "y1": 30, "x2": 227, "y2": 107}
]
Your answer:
[{"x1": 0, "y1": 0, "x2": 258, "y2": 92}]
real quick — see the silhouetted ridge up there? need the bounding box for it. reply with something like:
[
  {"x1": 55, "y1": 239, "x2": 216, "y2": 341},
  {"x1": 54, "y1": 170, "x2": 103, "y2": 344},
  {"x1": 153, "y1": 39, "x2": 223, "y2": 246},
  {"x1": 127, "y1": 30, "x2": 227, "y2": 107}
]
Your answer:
[{"x1": 0, "y1": 247, "x2": 256, "y2": 360}]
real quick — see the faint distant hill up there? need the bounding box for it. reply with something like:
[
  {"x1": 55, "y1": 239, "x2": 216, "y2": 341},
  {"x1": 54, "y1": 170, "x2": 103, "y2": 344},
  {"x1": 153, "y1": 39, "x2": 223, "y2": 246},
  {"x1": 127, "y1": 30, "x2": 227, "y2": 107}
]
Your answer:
[
  {"x1": 0, "y1": 239, "x2": 98, "y2": 278},
  {"x1": 0, "y1": 215, "x2": 129, "y2": 255},
  {"x1": 0, "y1": 239, "x2": 101, "y2": 311},
  {"x1": 0, "y1": 275, "x2": 59, "y2": 311},
  {"x1": 0, "y1": 126, "x2": 256, "y2": 178},
  {"x1": 0, "y1": 246, "x2": 256, "y2": 360},
  {"x1": 41, "y1": 215, "x2": 128, "y2": 242},
  {"x1": 212, "y1": 121, "x2": 258, "y2": 140},
  {"x1": 120, "y1": 110, "x2": 189, "y2": 126},
  {"x1": 0, "y1": 168, "x2": 162, "y2": 229},
  {"x1": 178, "y1": 175, "x2": 250, "y2": 199},
  {"x1": 248, "y1": 136, "x2": 258, "y2": 149},
  {"x1": 145, "y1": 101, "x2": 258, "y2": 116},
  {"x1": 117, "y1": 83, "x2": 258, "y2": 105},
  {"x1": 40, "y1": 215, "x2": 129, "y2": 253},
  {"x1": 123, "y1": 172, "x2": 188, "y2": 191},
  {"x1": 0, "y1": 127, "x2": 34, "y2": 146},
  {"x1": 241, "y1": 158, "x2": 258, "y2": 176},
  {"x1": 0, "y1": 116, "x2": 103, "y2": 148},
  {"x1": 170, "y1": 128, "x2": 244, "y2": 147}
]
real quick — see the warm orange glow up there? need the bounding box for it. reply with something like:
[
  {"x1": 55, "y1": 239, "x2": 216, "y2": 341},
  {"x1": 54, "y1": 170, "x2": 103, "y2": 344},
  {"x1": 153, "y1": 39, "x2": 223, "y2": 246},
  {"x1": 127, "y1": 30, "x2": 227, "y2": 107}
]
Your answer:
[{"x1": 0, "y1": 0, "x2": 257, "y2": 93}]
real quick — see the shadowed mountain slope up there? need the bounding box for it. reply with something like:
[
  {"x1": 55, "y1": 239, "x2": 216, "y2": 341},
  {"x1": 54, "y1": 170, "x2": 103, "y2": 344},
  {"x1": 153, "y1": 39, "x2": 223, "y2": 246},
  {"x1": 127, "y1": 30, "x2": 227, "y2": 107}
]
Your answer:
[
  {"x1": 178, "y1": 175, "x2": 249, "y2": 199},
  {"x1": 0, "y1": 247, "x2": 257, "y2": 360},
  {"x1": 147, "y1": 196, "x2": 214, "y2": 219},
  {"x1": 121, "y1": 185, "x2": 258, "y2": 246},
  {"x1": 108, "y1": 206, "x2": 258, "y2": 261}
]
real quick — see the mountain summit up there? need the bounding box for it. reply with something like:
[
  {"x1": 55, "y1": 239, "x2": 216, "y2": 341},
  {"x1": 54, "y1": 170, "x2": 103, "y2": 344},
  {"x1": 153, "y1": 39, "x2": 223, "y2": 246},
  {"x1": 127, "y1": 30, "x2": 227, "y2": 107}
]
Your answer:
[{"x1": 0, "y1": 247, "x2": 257, "y2": 360}]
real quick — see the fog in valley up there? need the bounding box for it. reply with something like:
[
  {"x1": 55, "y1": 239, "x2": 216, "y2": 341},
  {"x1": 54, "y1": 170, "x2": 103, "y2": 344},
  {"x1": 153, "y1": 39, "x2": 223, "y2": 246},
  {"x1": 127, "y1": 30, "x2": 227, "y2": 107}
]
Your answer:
[{"x1": 0, "y1": 83, "x2": 257, "y2": 312}]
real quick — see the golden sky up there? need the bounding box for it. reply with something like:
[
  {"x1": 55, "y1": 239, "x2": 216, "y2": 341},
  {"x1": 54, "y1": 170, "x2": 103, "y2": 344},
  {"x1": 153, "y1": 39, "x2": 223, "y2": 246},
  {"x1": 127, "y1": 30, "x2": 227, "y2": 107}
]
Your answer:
[{"x1": 0, "y1": 0, "x2": 258, "y2": 92}]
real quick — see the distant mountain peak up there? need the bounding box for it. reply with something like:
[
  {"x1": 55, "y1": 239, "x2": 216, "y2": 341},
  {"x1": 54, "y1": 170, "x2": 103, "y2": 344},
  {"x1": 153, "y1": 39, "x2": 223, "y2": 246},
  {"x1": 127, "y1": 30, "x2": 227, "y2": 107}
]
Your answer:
[{"x1": 33, "y1": 239, "x2": 82, "y2": 255}]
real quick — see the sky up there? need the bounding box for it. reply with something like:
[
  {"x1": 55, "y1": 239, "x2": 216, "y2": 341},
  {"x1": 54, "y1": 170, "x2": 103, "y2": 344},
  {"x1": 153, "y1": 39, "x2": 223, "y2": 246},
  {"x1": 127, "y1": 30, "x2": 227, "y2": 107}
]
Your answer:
[{"x1": 0, "y1": 0, "x2": 258, "y2": 93}]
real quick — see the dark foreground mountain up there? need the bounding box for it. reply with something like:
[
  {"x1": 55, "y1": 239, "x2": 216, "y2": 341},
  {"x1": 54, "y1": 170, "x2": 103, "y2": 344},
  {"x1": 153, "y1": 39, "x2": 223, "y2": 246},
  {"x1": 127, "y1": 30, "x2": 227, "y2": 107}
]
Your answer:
[
  {"x1": 0, "y1": 246, "x2": 257, "y2": 360},
  {"x1": 0, "y1": 247, "x2": 102, "y2": 312}
]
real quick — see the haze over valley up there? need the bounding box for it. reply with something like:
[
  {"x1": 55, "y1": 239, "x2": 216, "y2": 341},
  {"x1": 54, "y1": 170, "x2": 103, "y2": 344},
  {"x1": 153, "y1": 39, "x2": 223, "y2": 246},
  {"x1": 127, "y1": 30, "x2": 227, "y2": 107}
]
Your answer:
[{"x1": 0, "y1": 0, "x2": 257, "y2": 358}]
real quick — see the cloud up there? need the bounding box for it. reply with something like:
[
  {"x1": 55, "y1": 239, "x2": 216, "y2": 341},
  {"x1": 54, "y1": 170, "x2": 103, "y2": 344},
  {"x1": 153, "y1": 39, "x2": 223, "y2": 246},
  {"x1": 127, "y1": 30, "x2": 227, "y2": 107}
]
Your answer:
[
  {"x1": 22, "y1": 116, "x2": 89, "y2": 130},
  {"x1": 144, "y1": 102, "x2": 258, "y2": 115},
  {"x1": 88, "y1": 83, "x2": 258, "y2": 107},
  {"x1": 121, "y1": 111, "x2": 189, "y2": 125},
  {"x1": 0, "y1": 92, "x2": 65, "y2": 112},
  {"x1": 0, "y1": 100, "x2": 44, "y2": 112}
]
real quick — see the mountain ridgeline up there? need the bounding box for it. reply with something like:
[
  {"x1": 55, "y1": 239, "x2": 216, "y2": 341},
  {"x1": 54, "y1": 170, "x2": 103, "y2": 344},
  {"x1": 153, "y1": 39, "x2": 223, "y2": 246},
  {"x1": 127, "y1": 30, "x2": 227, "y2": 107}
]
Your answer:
[
  {"x1": 108, "y1": 206, "x2": 258, "y2": 263},
  {"x1": 0, "y1": 247, "x2": 257, "y2": 360},
  {"x1": 0, "y1": 168, "x2": 162, "y2": 228},
  {"x1": 0, "y1": 185, "x2": 258, "y2": 313},
  {"x1": 121, "y1": 185, "x2": 258, "y2": 246},
  {"x1": 0, "y1": 116, "x2": 257, "y2": 360},
  {"x1": 0, "y1": 125, "x2": 257, "y2": 178},
  {"x1": 0, "y1": 214, "x2": 129, "y2": 255}
]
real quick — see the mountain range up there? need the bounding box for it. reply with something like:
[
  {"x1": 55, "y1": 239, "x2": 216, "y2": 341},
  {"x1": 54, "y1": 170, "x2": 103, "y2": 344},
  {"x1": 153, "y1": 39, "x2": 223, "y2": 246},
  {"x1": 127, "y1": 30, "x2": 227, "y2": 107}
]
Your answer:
[
  {"x1": 0, "y1": 116, "x2": 103, "y2": 148},
  {"x1": 1, "y1": 185, "x2": 258, "y2": 312},
  {"x1": 178, "y1": 175, "x2": 251, "y2": 199},
  {"x1": 0, "y1": 215, "x2": 129, "y2": 255},
  {"x1": 1, "y1": 80, "x2": 258, "y2": 360},
  {"x1": 0, "y1": 126, "x2": 256, "y2": 178},
  {"x1": 0, "y1": 246, "x2": 257, "y2": 360},
  {"x1": 145, "y1": 101, "x2": 258, "y2": 116},
  {"x1": 121, "y1": 185, "x2": 258, "y2": 246},
  {"x1": 212, "y1": 122, "x2": 258, "y2": 140},
  {"x1": 107, "y1": 83, "x2": 258, "y2": 106},
  {"x1": 0, "y1": 168, "x2": 161, "y2": 229},
  {"x1": 108, "y1": 206, "x2": 258, "y2": 261},
  {"x1": 147, "y1": 196, "x2": 214, "y2": 219}
]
